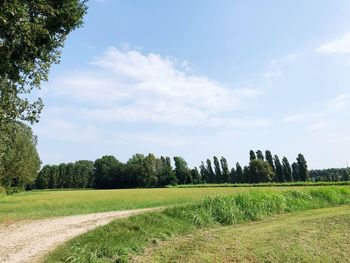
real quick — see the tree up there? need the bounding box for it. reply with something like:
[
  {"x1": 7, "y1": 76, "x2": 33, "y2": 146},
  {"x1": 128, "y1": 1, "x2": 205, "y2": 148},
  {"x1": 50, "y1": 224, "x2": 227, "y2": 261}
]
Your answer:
[
  {"x1": 243, "y1": 166, "x2": 250, "y2": 183},
  {"x1": 206, "y1": 159, "x2": 215, "y2": 183},
  {"x1": 220, "y1": 157, "x2": 230, "y2": 183},
  {"x1": 230, "y1": 167, "x2": 237, "y2": 183},
  {"x1": 0, "y1": 0, "x2": 87, "y2": 128},
  {"x1": 274, "y1": 155, "x2": 285, "y2": 182},
  {"x1": 213, "y1": 156, "x2": 222, "y2": 183},
  {"x1": 199, "y1": 161, "x2": 209, "y2": 183},
  {"x1": 141, "y1": 154, "x2": 158, "y2": 187},
  {"x1": 282, "y1": 157, "x2": 293, "y2": 182},
  {"x1": 157, "y1": 156, "x2": 177, "y2": 186},
  {"x1": 236, "y1": 162, "x2": 243, "y2": 183},
  {"x1": 249, "y1": 150, "x2": 256, "y2": 161},
  {"x1": 93, "y1": 155, "x2": 121, "y2": 189},
  {"x1": 292, "y1": 162, "x2": 300, "y2": 181},
  {"x1": 0, "y1": 122, "x2": 40, "y2": 189},
  {"x1": 265, "y1": 150, "x2": 275, "y2": 172},
  {"x1": 174, "y1": 156, "x2": 191, "y2": 185},
  {"x1": 191, "y1": 167, "x2": 202, "y2": 184},
  {"x1": 297, "y1": 154, "x2": 309, "y2": 181},
  {"x1": 256, "y1": 150, "x2": 264, "y2": 161},
  {"x1": 249, "y1": 159, "x2": 274, "y2": 183}
]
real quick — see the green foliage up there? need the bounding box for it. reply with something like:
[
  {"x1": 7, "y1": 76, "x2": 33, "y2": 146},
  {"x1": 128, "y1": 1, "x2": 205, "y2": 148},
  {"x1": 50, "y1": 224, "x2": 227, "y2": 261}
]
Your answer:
[
  {"x1": 45, "y1": 187, "x2": 350, "y2": 262},
  {"x1": 0, "y1": 0, "x2": 87, "y2": 126},
  {"x1": 249, "y1": 159, "x2": 275, "y2": 183},
  {"x1": 0, "y1": 122, "x2": 40, "y2": 189},
  {"x1": 297, "y1": 153, "x2": 309, "y2": 181}
]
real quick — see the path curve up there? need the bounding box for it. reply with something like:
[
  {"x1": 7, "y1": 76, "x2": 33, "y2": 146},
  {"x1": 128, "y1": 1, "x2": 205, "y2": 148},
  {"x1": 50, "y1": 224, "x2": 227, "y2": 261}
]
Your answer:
[{"x1": 0, "y1": 208, "x2": 160, "y2": 263}]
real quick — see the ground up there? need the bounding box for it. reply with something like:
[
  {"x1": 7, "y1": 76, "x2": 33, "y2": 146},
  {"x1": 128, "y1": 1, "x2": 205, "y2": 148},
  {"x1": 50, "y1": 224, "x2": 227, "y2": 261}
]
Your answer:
[{"x1": 135, "y1": 205, "x2": 350, "y2": 262}]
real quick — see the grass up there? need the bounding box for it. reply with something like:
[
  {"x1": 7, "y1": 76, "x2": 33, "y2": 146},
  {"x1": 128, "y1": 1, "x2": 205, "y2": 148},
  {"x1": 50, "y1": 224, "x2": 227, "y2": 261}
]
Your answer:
[
  {"x1": 174, "y1": 181, "x2": 350, "y2": 188},
  {"x1": 140, "y1": 206, "x2": 350, "y2": 262},
  {"x1": 44, "y1": 186, "x2": 350, "y2": 263},
  {"x1": 0, "y1": 185, "x2": 328, "y2": 223}
]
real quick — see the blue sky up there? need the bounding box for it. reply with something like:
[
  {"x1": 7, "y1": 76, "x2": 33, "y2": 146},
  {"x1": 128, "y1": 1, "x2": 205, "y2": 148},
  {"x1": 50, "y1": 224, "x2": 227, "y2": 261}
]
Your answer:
[{"x1": 34, "y1": 0, "x2": 350, "y2": 169}]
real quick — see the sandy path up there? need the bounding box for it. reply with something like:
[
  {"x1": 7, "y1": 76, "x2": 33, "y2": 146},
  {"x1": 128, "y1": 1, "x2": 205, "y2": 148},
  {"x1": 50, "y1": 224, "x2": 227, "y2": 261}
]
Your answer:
[{"x1": 0, "y1": 207, "x2": 159, "y2": 263}]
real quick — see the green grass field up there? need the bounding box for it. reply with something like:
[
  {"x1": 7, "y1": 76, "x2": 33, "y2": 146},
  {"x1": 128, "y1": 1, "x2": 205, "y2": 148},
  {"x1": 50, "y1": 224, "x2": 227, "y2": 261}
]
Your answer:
[
  {"x1": 44, "y1": 186, "x2": 350, "y2": 263},
  {"x1": 139, "y1": 205, "x2": 350, "y2": 262},
  {"x1": 0, "y1": 185, "x2": 330, "y2": 223}
]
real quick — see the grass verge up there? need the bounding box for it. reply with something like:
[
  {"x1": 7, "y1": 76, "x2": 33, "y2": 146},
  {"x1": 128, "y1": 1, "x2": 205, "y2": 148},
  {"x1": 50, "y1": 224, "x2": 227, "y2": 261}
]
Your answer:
[{"x1": 45, "y1": 186, "x2": 350, "y2": 263}]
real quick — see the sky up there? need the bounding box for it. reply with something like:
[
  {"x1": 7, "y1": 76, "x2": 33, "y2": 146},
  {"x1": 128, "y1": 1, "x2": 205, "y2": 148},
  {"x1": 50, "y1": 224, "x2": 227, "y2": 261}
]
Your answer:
[{"x1": 33, "y1": 0, "x2": 350, "y2": 169}]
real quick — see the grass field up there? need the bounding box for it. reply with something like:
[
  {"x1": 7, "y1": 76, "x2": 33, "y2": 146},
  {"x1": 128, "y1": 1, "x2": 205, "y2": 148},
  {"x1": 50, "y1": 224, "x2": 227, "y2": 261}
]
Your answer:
[
  {"x1": 44, "y1": 186, "x2": 350, "y2": 263},
  {"x1": 138, "y1": 205, "x2": 350, "y2": 262},
  {"x1": 0, "y1": 185, "x2": 333, "y2": 223}
]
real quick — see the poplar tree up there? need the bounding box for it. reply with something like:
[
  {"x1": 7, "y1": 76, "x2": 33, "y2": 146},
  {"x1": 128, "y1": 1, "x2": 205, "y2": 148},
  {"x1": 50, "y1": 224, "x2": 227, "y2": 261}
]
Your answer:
[
  {"x1": 297, "y1": 154, "x2": 309, "y2": 181},
  {"x1": 265, "y1": 150, "x2": 275, "y2": 172},
  {"x1": 274, "y1": 155, "x2": 285, "y2": 182},
  {"x1": 249, "y1": 150, "x2": 256, "y2": 161},
  {"x1": 256, "y1": 150, "x2": 264, "y2": 161},
  {"x1": 220, "y1": 157, "x2": 230, "y2": 183},
  {"x1": 282, "y1": 157, "x2": 293, "y2": 182}
]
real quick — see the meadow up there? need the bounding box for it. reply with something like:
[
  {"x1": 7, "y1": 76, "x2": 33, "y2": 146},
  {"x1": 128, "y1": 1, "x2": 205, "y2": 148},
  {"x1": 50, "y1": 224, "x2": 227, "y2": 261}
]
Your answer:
[
  {"x1": 43, "y1": 186, "x2": 350, "y2": 263},
  {"x1": 0, "y1": 185, "x2": 327, "y2": 223}
]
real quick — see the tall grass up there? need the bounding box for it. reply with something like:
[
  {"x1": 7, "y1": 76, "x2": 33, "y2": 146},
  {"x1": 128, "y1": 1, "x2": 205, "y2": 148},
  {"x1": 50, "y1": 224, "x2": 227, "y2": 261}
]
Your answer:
[
  {"x1": 173, "y1": 181, "x2": 350, "y2": 188},
  {"x1": 45, "y1": 186, "x2": 350, "y2": 263}
]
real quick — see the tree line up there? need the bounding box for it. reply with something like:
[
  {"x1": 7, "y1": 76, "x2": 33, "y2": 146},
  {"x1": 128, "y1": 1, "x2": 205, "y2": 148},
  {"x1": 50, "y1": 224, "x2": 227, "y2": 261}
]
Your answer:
[{"x1": 34, "y1": 150, "x2": 317, "y2": 189}]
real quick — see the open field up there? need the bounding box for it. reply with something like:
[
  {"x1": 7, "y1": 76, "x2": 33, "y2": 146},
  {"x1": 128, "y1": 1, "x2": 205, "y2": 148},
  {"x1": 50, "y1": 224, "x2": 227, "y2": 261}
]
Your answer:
[
  {"x1": 44, "y1": 186, "x2": 350, "y2": 263},
  {"x1": 0, "y1": 185, "x2": 338, "y2": 223},
  {"x1": 139, "y1": 205, "x2": 350, "y2": 262}
]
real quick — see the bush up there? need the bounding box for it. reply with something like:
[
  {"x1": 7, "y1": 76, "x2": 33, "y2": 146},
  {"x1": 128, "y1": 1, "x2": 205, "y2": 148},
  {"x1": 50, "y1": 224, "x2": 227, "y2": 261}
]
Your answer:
[{"x1": 5, "y1": 187, "x2": 20, "y2": 195}]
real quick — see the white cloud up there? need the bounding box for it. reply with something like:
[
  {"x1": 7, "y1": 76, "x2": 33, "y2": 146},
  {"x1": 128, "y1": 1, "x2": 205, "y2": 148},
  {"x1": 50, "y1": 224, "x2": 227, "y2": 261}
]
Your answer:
[
  {"x1": 307, "y1": 121, "x2": 326, "y2": 131},
  {"x1": 282, "y1": 113, "x2": 324, "y2": 123},
  {"x1": 263, "y1": 59, "x2": 283, "y2": 80},
  {"x1": 50, "y1": 47, "x2": 264, "y2": 127},
  {"x1": 327, "y1": 94, "x2": 350, "y2": 111},
  {"x1": 317, "y1": 31, "x2": 350, "y2": 54}
]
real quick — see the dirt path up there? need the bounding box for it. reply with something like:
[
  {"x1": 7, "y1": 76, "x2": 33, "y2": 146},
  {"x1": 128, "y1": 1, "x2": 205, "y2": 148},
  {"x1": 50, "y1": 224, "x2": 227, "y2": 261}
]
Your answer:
[{"x1": 0, "y1": 207, "x2": 159, "y2": 263}]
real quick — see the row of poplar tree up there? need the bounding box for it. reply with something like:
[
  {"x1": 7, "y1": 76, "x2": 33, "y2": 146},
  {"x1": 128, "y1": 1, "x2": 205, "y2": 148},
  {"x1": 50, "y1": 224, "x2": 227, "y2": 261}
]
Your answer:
[{"x1": 34, "y1": 150, "x2": 313, "y2": 189}]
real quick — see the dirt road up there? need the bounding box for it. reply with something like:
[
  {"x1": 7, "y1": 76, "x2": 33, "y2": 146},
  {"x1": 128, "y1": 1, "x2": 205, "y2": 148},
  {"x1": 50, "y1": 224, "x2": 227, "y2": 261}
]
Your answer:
[{"x1": 0, "y1": 208, "x2": 158, "y2": 263}]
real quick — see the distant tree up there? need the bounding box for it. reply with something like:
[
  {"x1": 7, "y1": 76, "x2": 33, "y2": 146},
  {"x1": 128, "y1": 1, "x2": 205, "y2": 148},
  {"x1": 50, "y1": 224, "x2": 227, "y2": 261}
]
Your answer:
[
  {"x1": 191, "y1": 167, "x2": 202, "y2": 184},
  {"x1": 292, "y1": 162, "x2": 300, "y2": 181},
  {"x1": 35, "y1": 165, "x2": 50, "y2": 189},
  {"x1": 236, "y1": 162, "x2": 243, "y2": 183},
  {"x1": 297, "y1": 154, "x2": 309, "y2": 181},
  {"x1": 206, "y1": 159, "x2": 215, "y2": 183},
  {"x1": 93, "y1": 155, "x2": 121, "y2": 189},
  {"x1": 249, "y1": 150, "x2": 256, "y2": 161},
  {"x1": 243, "y1": 166, "x2": 250, "y2": 183},
  {"x1": 249, "y1": 159, "x2": 274, "y2": 183},
  {"x1": 199, "y1": 161, "x2": 209, "y2": 183},
  {"x1": 174, "y1": 156, "x2": 191, "y2": 185},
  {"x1": 142, "y1": 154, "x2": 158, "y2": 187},
  {"x1": 274, "y1": 155, "x2": 285, "y2": 182},
  {"x1": 282, "y1": 157, "x2": 293, "y2": 182},
  {"x1": 220, "y1": 157, "x2": 230, "y2": 183},
  {"x1": 265, "y1": 150, "x2": 275, "y2": 172},
  {"x1": 213, "y1": 156, "x2": 222, "y2": 183},
  {"x1": 157, "y1": 156, "x2": 177, "y2": 186},
  {"x1": 256, "y1": 150, "x2": 264, "y2": 161},
  {"x1": 124, "y1": 154, "x2": 145, "y2": 187},
  {"x1": 230, "y1": 167, "x2": 237, "y2": 183}
]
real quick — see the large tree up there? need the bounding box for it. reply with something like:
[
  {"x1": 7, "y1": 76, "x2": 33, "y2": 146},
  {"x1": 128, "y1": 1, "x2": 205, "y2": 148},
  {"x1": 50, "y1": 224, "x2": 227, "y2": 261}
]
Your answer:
[
  {"x1": 297, "y1": 154, "x2": 309, "y2": 181},
  {"x1": 265, "y1": 150, "x2": 275, "y2": 172},
  {"x1": 213, "y1": 156, "x2": 222, "y2": 183},
  {"x1": 0, "y1": 122, "x2": 40, "y2": 189},
  {"x1": 274, "y1": 155, "x2": 285, "y2": 182},
  {"x1": 0, "y1": 0, "x2": 87, "y2": 128},
  {"x1": 282, "y1": 157, "x2": 293, "y2": 182},
  {"x1": 249, "y1": 159, "x2": 274, "y2": 183},
  {"x1": 173, "y1": 156, "x2": 191, "y2": 185}
]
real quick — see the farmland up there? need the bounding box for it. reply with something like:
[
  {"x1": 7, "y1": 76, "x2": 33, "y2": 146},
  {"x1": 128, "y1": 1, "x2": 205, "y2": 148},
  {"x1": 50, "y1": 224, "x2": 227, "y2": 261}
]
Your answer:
[
  {"x1": 0, "y1": 185, "x2": 329, "y2": 223},
  {"x1": 42, "y1": 186, "x2": 350, "y2": 262}
]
